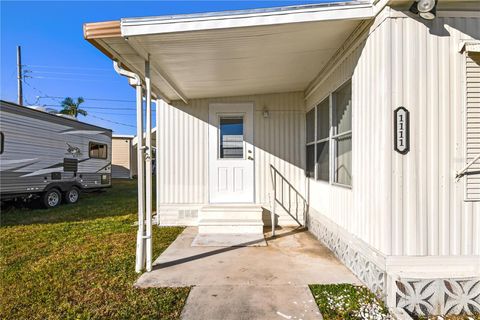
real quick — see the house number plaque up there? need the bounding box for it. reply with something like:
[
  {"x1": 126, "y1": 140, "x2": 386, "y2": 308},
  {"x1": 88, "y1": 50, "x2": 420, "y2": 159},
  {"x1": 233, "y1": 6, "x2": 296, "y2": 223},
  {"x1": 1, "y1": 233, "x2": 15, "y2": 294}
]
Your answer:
[{"x1": 394, "y1": 106, "x2": 409, "y2": 154}]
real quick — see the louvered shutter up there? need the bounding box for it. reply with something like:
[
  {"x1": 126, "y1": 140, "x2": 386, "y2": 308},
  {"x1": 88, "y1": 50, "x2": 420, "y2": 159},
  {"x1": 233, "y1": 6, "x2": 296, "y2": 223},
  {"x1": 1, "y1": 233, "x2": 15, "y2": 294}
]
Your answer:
[{"x1": 466, "y1": 53, "x2": 480, "y2": 200}]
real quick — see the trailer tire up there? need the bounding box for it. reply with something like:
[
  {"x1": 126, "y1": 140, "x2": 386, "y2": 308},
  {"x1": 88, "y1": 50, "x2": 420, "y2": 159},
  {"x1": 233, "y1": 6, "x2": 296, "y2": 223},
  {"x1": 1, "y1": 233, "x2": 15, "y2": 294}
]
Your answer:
[
  {"x1": 64, "y1": 187, "x2": 80, "y2": 204},
  {"x1": 42, "y1": 189, "x2": 62, "y2": 209}
]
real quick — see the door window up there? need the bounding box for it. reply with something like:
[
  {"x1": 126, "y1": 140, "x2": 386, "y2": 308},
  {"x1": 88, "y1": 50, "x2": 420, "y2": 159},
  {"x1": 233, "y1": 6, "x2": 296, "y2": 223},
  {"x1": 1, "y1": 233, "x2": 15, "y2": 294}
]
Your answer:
[{"x1": 219, "y1": 116, "x2": 244, "y2": 159}]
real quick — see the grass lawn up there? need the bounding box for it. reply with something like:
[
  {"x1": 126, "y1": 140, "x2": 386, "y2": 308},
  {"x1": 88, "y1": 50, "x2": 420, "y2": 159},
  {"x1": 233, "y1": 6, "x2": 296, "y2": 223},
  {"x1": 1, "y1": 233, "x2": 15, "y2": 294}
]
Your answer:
[
  {"x1": 309, "y1": 284, "x2": 392, "y2": 320},
  {"x1": 0, "y1": 179, "x2": 190, "y2": 320}
]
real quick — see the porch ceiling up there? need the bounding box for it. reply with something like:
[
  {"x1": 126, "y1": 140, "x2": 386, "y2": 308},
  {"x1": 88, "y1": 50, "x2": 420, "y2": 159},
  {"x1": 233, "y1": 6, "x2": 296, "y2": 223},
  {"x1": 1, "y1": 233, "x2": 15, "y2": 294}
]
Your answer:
[{"x1": 84, "y1": 2, "x2": 373, "y2": 102}]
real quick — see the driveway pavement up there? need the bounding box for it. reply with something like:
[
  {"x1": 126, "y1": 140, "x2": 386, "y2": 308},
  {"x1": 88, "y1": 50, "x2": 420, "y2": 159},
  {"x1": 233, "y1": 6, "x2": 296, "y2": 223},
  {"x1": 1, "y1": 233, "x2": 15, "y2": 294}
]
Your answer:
[{"x1": 135, "y1": 227, "x2": 360, "y2": 319}]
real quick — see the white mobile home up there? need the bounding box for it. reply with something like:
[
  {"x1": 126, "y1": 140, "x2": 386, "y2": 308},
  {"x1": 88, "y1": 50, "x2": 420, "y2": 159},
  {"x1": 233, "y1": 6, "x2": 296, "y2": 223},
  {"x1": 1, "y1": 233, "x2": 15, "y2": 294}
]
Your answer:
[{"x1": 84, "y1": 0, "x2": 480, "y2": 316}]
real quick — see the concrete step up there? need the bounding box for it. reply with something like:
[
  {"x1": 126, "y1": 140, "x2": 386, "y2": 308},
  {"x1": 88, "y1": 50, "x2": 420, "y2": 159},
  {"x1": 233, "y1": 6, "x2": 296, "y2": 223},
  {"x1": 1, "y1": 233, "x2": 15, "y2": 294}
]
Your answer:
[
  {"x1": 199, "y1": 205, "x2": 263, "y2": 220},
  {"x1": 198, "y1": 205, "x2": 264, "y2": 234},
  {"x1": 198, "y1": 224, "x2": 263, "y2": 234}
]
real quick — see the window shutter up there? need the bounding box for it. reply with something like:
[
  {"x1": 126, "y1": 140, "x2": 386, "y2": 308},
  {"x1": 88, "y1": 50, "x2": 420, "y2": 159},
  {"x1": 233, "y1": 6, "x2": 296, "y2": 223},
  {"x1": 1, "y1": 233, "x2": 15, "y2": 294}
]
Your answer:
[{"x1": 466, "y1": 54, "x2": 480, "y2": 200}]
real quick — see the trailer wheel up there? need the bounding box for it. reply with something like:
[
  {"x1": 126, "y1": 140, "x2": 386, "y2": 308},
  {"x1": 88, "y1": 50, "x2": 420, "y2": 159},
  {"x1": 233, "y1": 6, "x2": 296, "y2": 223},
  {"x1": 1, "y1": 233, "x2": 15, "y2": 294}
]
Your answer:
[
  {"x1": 42, "y1": 189, "x2": 61, "y2": 208},
  {"x1": 64, "y1": 187, "x2": 80, "y2": 204}
]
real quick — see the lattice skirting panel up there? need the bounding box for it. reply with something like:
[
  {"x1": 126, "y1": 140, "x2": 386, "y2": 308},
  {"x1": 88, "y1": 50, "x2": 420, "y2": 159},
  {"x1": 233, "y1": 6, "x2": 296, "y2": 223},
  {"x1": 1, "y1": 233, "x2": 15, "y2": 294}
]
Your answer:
[
  {"x1": 307, "y1": 213, "x2": 480, "y2": 317},
  {"x1": 395, "y1": 278, "x2": 480, "y2": 316}
]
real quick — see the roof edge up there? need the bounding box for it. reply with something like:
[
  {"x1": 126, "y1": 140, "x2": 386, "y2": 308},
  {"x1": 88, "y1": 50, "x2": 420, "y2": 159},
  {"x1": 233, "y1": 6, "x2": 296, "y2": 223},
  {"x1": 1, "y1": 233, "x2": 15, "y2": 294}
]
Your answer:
[
  {"x1": 83, "y1": 20, "x2": 121, "y2": 39},
  {"x1": 121, "y1": 1, "x2": 374, "y2": 37}
]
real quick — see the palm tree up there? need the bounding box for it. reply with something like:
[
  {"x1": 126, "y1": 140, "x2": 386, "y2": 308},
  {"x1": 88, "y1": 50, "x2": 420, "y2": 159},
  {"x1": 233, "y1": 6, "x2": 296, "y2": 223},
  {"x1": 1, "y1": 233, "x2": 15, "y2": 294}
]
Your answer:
[{"x1": 59, "y1": 97, "x2": 88, "y2": 118}]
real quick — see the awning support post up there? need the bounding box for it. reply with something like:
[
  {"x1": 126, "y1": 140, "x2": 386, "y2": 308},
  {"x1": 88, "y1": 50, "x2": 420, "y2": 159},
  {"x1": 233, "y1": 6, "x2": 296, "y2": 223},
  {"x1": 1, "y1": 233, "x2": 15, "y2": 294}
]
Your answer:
[
  {"x1": 113, "y1": 61, "x2": 145, "y2": 273},
  {"x1": 155, "y1": 99, "x2": 162, "y2": 226},
  {"x1": 145, "y1": 57, "x2": 153, "y2": 272}
]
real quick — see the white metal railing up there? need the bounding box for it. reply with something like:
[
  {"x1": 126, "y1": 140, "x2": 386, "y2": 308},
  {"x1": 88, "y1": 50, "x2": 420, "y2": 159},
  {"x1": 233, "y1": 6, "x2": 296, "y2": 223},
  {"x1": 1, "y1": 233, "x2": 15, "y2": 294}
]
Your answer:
[
  {"x1": 456, "y1": 154, "x2": 480, "y2": 182},
  {"x1": 269, "y1": 164, "x2": 308, "y2": 237}
]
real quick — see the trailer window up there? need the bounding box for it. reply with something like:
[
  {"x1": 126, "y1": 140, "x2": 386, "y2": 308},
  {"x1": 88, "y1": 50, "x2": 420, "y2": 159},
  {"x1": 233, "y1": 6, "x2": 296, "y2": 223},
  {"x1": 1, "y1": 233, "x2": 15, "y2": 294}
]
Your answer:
[
  {"x1": 0, "y1": 132, "x2": 3, "y2": 154},
  {"x1": 89, "y1": 142, "x2": 107, "y2": 159}
]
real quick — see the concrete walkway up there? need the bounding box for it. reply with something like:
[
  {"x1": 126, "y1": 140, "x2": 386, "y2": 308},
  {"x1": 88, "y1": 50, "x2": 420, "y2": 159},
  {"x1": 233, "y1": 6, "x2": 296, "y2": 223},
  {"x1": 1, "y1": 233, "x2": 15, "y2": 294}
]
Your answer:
[{"x1": 135, "y1": 227, "x2": 360, "y2": 320}]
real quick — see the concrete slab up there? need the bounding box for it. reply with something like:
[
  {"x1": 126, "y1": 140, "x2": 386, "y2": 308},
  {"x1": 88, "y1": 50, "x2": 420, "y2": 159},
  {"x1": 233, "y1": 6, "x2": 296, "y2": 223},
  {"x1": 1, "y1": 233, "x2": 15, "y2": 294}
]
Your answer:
[
  {"x1": 191, "y1": 233, "x2": 267, "y2": 247},
  {"x1": 181, "y1": 285, "x2": 322, "y2": 320},
  {"x1": 136, "y1": 227, "x2": 360, "y2": 287},
  {"x1": 136, "y1": 227, "x2": 360, "y2": 319}
]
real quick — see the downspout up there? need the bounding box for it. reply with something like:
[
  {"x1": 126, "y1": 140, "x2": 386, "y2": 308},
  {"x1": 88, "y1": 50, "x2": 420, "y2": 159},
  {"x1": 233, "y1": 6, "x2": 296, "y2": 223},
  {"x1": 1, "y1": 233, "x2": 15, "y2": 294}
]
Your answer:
[
  {"x1": 144, "y1": 58, "x2": 153, "y2": 272},
  {"x1": 113, "y1": 61, "x2": 146, "y2": 273}
]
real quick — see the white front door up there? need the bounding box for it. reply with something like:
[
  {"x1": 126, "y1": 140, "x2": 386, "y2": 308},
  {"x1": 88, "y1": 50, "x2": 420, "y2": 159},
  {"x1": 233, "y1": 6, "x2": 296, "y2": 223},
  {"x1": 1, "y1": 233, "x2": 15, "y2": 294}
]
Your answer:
[{"x1": 209, "y1": 103, "x2": 254, "y2": 203}]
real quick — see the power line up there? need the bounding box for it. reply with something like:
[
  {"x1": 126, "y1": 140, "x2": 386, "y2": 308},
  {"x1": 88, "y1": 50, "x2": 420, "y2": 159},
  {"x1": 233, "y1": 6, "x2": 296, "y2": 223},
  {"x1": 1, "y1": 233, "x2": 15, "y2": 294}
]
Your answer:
[
  {"x1": 42, "y1": 104, "x2": 142, "y2": 111},
  {"x1": 88, "y1": 114, "x2": 136, "y2": 128},
  {"x1": 22, "y1": 79, "x2": 56, "y2": 105},
  {"x1": 23, "y1": 64, "x2": 111, "y2": 71},
  {"x1": 29, "y1": 70, "x2": 114, "y2": 77},
  {"x1": 85, "y1": 111, "x2": 141, "y2": 116},
  {"x1": 27, "y1": 76, "x2": 113, "y2": 82},
  {"x1": 39, "y1": 96, "x2": 135, "y2": 103},
  {"x1": 20, "y1": 66, "x2": 137, "y2": 129}
]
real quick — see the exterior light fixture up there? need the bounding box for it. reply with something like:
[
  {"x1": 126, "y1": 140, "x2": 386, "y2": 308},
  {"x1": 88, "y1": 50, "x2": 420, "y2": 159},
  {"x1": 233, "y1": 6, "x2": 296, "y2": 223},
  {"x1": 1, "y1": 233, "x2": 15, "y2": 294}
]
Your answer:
[
  {"x1": 263, "y1": 108, "x2": 269, "y2": 118},
  {"x1": 409, "y1": 0, "x2": 437, "y2": 20}
]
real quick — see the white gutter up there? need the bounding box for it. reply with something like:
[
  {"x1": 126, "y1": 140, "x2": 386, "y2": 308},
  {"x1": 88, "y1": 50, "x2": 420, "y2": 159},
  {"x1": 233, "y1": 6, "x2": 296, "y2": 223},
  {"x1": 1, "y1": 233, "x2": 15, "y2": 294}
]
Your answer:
[{"x1": 113, "y1": 60, "x2": 146, "y2": 273}]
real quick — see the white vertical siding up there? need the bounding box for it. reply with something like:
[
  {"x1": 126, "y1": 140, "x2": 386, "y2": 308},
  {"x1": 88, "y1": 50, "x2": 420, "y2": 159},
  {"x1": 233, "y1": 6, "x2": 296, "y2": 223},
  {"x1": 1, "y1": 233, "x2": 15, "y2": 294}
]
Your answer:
[
  {"x1": 159, "y1": 92, "x2": 306, "y2": 225},
  {"x1": 306, "y1": 11, "x2": 480, "y2": 257},
  {"x1": 158, "y1": 100, "x2": 208, "y2": 204},
  {"x1": 306, "y1": 16, "x2": 393, "y2": 255},
  {"x1": 389, "y1": 12, "x2": 480, "y2": 256}
]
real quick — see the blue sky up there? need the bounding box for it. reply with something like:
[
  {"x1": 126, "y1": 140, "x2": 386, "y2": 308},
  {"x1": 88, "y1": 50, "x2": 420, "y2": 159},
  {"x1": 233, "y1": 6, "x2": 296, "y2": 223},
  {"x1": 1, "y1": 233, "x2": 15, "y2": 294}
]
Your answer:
[{"x1": 1, "y1": 1, "x2": 338, "y2": 135}]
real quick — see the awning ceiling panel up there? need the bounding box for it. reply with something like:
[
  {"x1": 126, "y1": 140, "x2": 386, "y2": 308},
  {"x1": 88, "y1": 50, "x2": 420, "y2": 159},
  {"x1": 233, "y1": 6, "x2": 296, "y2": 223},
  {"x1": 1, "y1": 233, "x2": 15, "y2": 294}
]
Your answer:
[{"x1": 85, "y1": 3, "x2": 372, "y2": 101}]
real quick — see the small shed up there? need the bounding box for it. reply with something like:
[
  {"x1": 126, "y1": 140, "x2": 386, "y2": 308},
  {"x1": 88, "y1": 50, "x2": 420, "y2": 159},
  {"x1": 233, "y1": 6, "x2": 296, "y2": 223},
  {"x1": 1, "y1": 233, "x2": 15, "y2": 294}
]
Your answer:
[{"x1": 112, "y1": 134, "x2": 135, "y2": 178}]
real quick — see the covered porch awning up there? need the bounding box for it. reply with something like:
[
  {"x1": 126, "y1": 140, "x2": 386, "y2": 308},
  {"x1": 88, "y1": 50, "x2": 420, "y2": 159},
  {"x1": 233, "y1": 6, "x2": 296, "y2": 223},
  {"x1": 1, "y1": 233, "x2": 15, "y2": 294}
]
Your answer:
[
  {"x1": 84, "y1": 1, "x2": 377, "y2": 103},
  {"x1": 83, "y1": 1, "x2": 380, "y2": 273}
]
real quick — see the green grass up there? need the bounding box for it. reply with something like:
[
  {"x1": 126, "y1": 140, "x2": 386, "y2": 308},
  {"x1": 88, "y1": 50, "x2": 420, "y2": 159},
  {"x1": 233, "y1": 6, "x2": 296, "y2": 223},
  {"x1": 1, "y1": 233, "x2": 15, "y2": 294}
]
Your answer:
[
  {"x1": 1, "y1": 179, "x2": 190, "y2": 320},
  {"x1": 309, "y1": 284, "x2": 391, "y2": 320}
]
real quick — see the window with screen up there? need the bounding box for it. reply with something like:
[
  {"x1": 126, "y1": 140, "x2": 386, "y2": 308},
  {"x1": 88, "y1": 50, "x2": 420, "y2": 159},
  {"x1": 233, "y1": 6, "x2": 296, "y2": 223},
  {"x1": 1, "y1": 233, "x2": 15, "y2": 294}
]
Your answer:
[
  {"x1": 305, "y1": 80, "x2": 352, "y2": 187},
  {"x1": 306, "y1": 109, "x2": 315, "y2": 177},
  {"x1": 219, "y1": 116, "x2": 244, "y2": 159},
  {"x1": 89, "y1": 142, "x2": 108, "y2": 159},
  {"x1": 332, "y1": 81, "x2": 352, "y2": 186},
  {"x1": 316, "y1": 98, "x2": 330, "y2": 181}
]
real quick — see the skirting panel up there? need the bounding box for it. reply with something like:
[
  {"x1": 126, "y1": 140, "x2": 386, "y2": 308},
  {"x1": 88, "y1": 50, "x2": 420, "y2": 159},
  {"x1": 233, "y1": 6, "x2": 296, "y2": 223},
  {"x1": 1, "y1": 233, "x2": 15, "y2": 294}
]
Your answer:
[
  {"x1": 394, "y1": 278, "x2": 480, "y2": 316},
  {"x1": 157, "y1": 205, "x2": 200, "y2": 226},
  {"x1": 307, "y1": 210, "x2": 387, "y2": 297},
  {"x1": 307, "y1": 209, "x2": 480, "y2": 317}
]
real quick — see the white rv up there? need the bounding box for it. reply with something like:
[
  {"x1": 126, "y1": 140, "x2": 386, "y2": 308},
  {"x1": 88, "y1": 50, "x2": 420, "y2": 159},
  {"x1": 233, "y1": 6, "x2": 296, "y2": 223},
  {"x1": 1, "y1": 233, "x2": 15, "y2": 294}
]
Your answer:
[{"x1": 0, "y1": 100, "x2": 112, "y2": 208}]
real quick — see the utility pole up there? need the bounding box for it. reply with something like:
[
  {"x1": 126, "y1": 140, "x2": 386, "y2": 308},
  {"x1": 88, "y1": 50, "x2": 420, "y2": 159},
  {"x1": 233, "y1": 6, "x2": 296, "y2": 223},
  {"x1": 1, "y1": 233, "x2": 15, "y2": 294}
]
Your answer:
[{"x1": 17, "y1": 46, "x2": 23, "y2": 106}]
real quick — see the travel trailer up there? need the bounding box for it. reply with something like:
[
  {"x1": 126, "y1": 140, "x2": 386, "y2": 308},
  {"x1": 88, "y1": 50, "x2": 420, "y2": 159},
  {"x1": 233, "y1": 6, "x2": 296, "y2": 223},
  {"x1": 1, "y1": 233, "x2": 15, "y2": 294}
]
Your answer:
[
  {"x1": 0, "y1": 100, "x2": 112, "y2": 208},
  {"x1": 84, "y1": 0, "x2": 480, "y2": 316}
]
